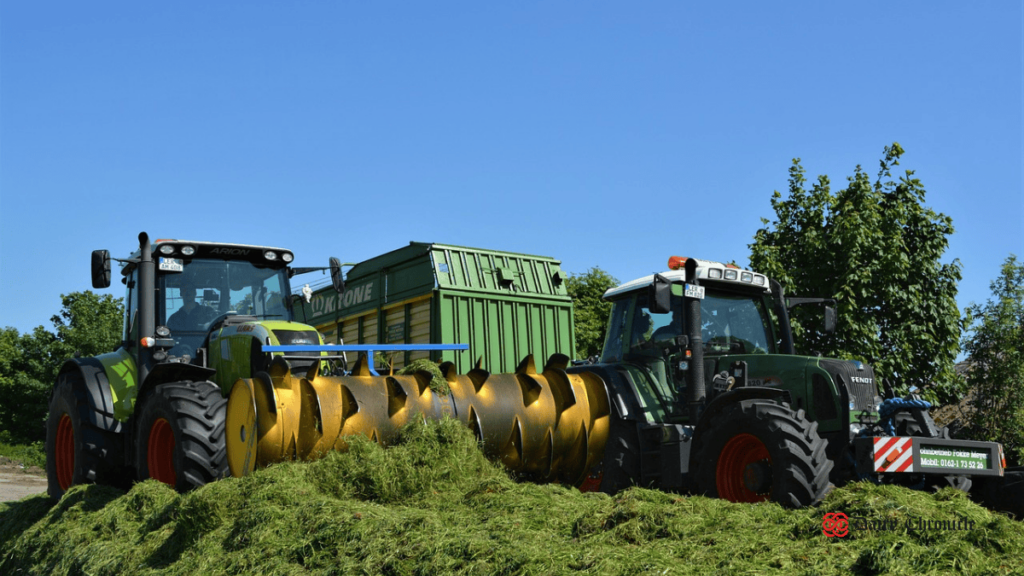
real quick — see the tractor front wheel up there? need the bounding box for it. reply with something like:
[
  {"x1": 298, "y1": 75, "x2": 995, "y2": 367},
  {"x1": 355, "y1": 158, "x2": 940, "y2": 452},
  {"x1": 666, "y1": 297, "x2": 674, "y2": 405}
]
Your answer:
[
  {"x1": 693, "y1": 399, "x2": 833, "y2": 508},
  {"x1": 135, "y1": 381, "x2": 228, "y2": 492}
]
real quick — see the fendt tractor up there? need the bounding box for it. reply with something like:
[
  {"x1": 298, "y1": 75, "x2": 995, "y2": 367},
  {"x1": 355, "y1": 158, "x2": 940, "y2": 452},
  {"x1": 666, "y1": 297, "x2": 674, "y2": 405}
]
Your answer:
[
  {"x1": 567, "y1": 256, "x2": 1017, "y2": 511},
  {"x1": 47, "y1": 234, "x2": 1020, "y2": 517}
]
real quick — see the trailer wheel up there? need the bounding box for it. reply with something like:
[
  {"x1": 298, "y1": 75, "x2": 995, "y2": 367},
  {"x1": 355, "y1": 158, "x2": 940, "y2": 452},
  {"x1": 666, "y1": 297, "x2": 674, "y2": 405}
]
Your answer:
[
  {"x1": 45, "y1": 372, "x2": 129, "y2": 499},
  {"x1": 135, "y1": 381, "x2": 228, "y2": 492},
  {"x1": 693, "y1": 399, "x2": 833, "y2": 508}
]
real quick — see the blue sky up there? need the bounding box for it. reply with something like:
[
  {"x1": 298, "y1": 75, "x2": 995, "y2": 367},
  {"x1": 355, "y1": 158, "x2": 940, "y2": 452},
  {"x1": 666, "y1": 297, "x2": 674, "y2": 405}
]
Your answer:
[{"x1": 2, "y1": 2, "x2": 1021, "y2": 342}]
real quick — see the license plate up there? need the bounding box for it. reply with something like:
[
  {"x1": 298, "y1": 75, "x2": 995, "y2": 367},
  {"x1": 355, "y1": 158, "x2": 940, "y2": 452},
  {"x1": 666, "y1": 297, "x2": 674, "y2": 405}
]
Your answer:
[
  {"x1": 159, "y1": 257, "x2": 184, "y2": 272},
  {"x1": 685, "y1": 284, "x2": 705, "y2": 299}
]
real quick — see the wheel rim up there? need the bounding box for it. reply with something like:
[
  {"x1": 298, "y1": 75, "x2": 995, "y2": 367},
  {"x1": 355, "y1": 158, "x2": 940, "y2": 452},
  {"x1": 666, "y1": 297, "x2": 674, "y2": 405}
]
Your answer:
[
  {"x1": 147, "y1": 418, "x2": 176, "y2": 486},
  {"x1": 716, "y1": 433, "x2": 771, "y2": 503},
  {"x1": 55, "y1": 414, "x2": 75, "y2": 490}
]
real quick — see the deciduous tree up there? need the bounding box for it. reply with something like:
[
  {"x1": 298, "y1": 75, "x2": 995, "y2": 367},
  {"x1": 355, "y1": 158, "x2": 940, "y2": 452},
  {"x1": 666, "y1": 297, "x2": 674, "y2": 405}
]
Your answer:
[
  {"x1": 0, "y1": 292, "x2": 124, "y2": 443},
  {"x1": 750, "y1": 144, "x2": 962, "y2": 402},
  {"x1": 566, "y1": 267, "x2": 619, "y2": 359},
  {"x1": 962, "y1": 255, "x2": 1024, "y2": 464}
]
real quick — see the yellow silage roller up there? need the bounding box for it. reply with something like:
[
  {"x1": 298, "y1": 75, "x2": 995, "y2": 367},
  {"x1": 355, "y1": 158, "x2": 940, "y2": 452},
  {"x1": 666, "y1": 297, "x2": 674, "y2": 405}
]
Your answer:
[{"x1": 225, "y1": 353, "x2": 610, "y2": 487}]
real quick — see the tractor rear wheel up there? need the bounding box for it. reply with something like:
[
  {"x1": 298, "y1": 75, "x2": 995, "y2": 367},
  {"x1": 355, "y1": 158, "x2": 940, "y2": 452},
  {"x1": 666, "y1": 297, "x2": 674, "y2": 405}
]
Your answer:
[
  {"x1": 135, "y1": 381, "x2": 228, "y2": 492},
  {"x1": 45, "y1": 372, "x2": 129, "y2": 499},
  {"x1": 693, "y1": 399, "x2": 833, "y2": 508}
]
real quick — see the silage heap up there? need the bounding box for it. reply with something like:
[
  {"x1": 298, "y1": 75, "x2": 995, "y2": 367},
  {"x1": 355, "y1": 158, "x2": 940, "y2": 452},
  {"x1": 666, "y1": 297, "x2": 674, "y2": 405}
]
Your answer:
[{"x1": 2, "y1": 419, "x2": 1023, "y2": 576}]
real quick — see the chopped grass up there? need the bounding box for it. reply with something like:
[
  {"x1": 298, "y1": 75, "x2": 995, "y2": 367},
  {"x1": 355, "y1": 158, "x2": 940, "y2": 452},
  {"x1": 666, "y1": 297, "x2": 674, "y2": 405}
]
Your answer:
[
  {"x1": 398, "y1": 358, "x2": 450, "y2": 395},
  {"x1": 2, "y1": 419, "x2": 1023, "y2": 575}
]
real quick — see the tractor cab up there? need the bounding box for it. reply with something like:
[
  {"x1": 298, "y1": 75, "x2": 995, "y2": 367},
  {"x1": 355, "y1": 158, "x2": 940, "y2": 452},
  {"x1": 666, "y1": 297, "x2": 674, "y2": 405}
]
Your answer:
[
  {"x1": 116, "y1": 240, "x2": 297, "y2": 362},
  {"x1": 597, "y1": 258, "x2": 784, "y2": 424}
]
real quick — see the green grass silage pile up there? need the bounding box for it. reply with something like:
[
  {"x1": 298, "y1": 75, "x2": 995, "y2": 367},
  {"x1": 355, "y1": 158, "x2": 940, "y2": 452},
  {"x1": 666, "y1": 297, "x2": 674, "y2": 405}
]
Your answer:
[{"x1": 2, "y1": 419, "x2": 1023, "y2": 575}]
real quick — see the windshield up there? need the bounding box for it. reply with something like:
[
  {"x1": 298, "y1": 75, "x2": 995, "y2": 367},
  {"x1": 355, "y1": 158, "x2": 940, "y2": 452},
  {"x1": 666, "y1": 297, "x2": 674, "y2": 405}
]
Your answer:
[
  {"x1": 699, "y1": 292, "x2": 773, "y2": 355},
  {"x1": 600, "y1": 287, "x2": 774, "y2": 362},
  {"x1": 157, "y1": 259, "x2": 291, "y2": 354}
]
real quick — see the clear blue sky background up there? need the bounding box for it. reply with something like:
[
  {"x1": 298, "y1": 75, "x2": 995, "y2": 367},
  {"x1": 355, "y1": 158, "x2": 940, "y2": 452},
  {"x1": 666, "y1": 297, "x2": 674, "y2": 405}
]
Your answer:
[{"x1": 2, "y1": 2, "x2": 1021, "y2": 344}]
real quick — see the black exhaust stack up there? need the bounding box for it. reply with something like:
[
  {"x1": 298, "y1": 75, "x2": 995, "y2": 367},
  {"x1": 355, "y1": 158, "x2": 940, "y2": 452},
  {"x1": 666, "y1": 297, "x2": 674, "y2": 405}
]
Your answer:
[
  {"x1": 770, "y1": 279, "x2": 795, "y2": 355},
  {"x1": 137, "y1": 232, "x2": 155, "y2": 385},
  {"x1": 683, "y1": 258, "x2": 706, "y2": 423}
]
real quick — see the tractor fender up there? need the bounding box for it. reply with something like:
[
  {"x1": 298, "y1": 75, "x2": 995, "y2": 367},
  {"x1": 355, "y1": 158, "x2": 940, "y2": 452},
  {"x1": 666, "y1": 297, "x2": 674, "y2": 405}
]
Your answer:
[
  {"x1": 135, "y1": 362, "x2": 218, "y2": 407},
  {"x1": 57, "y1": 358, "x2": 123, "y2": 434},
  {"x1": 695, "y1": 386, "x2": 793, "y2": 433}
]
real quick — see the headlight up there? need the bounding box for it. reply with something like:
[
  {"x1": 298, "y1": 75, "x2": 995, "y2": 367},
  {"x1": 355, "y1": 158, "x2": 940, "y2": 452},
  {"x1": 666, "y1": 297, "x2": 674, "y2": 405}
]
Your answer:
[
  {"x1": 282, "y1": 253, "x2": 293, "y2": 263},
  {"x1": 724, "y1": 270, "x2": 738, "y2": 280},
  {"x1": 265, "y1": 251, "x2": 278, "y2": 261},
  {"x1": 708, "y1": 268, "x2": 723, "y2": 279},
  {"x1": 181, "y1": 246, "x2": 195, "y2": 256},
  {"x1": 754, "y1": 275, "x2": 765, "y2": 286},
  {"x1": 741, "y1": 272, "x2": 753, "y2": 283},
  {"x1": 158, "y1": 245, "x2": 174, "y2": 255}
]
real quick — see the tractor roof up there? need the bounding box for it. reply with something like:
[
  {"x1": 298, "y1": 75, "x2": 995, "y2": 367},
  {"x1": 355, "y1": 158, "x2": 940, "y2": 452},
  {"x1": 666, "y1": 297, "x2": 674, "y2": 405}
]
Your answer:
[
  {"x1": 603, "y1": 257, "x2": 771, "y2": 300},
  {"x1": 123, "y1": 239, "x2": 295, "y2": 272}
]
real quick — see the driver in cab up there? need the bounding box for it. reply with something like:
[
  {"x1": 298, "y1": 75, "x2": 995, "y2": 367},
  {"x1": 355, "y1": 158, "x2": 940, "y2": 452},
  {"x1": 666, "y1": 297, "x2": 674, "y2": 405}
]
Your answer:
[{"x1": 168, "y1": 284, "x2": 218, "y2": 331}]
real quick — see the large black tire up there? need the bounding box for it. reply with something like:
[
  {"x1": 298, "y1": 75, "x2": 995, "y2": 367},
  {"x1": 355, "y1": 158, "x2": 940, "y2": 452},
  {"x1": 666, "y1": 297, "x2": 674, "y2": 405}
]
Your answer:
[
  {"x1": 45, "y1": 372, "x2": 130, "y2": 499},
  {"x1": 692, "y1": 400, "x2": 833, "y2": 508},
  {"x1": 893, "y1": 411, "x2": 972, "y2": 493},
  {"x1": 135, "y1": 381, "x2": 228, "y2": 492}
]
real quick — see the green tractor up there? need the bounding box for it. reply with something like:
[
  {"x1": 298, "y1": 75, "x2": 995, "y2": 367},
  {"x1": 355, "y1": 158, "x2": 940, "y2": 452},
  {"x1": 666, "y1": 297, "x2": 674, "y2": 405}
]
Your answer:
[
  {"x1": 46, "y1": 233, "x2": 346, "y2": 497},
  {"x1": 569, "y1": 256, "x2": 1012, "y2": 510}
]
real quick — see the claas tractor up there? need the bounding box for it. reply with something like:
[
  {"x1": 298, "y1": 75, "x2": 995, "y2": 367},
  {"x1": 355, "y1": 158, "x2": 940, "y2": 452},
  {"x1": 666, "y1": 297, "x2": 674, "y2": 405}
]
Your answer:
[
  {"x1": 46, "y1": 233, "x2": 611, "y2": 498},
  {"x1": 568, "y1": 256, "x2": 1015, "y2": 510}
]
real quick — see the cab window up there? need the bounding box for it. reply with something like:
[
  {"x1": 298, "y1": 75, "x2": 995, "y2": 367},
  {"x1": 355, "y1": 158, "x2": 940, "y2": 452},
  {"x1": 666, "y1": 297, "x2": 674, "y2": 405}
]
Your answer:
[{"x1": 699, "y1": 293, "x2": 773, "y2": 354}]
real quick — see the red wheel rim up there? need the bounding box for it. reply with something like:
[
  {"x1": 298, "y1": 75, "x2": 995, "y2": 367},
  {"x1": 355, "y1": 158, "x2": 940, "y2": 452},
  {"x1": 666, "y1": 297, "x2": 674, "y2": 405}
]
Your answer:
[
  {"x1": 147, "y1": 418, "x2": 176, "y2": 486},
  {"x1": 716, "y1": 433, "x2": 771, "y2": 503},
  {"x1": 56, "y1": 414, "x2": 75, "y2": 490}
]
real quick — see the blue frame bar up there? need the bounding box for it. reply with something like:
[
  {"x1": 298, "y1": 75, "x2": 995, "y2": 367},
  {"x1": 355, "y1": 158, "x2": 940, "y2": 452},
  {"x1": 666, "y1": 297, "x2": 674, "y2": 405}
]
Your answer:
[{"x1": 262, "y1": 343, "x2": 468, "y2": 376}]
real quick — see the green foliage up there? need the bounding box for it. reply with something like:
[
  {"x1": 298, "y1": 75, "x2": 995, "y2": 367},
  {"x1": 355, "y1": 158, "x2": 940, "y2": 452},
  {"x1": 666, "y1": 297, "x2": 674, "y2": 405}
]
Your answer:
[
  {"x1": 750, "y1": 144, "x2": 963, "y2": 402},
  {"x1": 0, "y1": 291, "x2": 124, "y2": 443},
  {"x1": 961, "y1": 255, "x2": 1024, "y2": 465},
  {"x1": 566, "y1": 267, "x2": 619, "y2": 359},
  {"x1": 0, "y1": 434, "x2": 46, "y2": 469},
  {"x1": 3, "y1": 419, "x2": 1024, "y2": 575},
  {"x1": 49, "y1": 291, "x2": 124, "y2": 360}
]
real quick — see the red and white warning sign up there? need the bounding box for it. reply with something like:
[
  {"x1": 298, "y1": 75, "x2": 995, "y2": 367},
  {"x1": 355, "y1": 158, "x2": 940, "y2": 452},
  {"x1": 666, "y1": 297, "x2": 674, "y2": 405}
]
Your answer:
[{"x1": 873, "y1": 437, "x2": 915, "y2": 473}]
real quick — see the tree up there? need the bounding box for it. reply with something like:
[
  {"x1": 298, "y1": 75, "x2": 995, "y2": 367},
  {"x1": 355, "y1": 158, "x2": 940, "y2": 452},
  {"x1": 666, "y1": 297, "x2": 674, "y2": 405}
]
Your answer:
[
  {"x1": 566, "y1": 267, "x2": 619, "y2": 359},
  {"x1": 749, "y1": 143, "x2": 963, "y2": 403},
  {"x1": 0, "y1": 291, "x2": 124, "y2": 443},
  {"x1": 961, "y1": 255, "x2": 1024, "y2": 464},
  {"x1": 50, "y1": 292, "x2": 125, "y2": 361}
]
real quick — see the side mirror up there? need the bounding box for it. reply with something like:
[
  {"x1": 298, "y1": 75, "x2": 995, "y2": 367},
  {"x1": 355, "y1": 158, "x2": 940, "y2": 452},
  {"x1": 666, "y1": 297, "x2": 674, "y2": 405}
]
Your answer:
[
  {"x1": 824, "y1": 306, "x2": 837, "y2": 334},
  {"x1": 91, "y1": 250, "x2": 111, "y2": 288},
  {"x1": 650, "y1": 273, "x2": 671, "y2": 314},
  {"x1": 329, "y1": 257, "x2": 346, "y2": 294}
]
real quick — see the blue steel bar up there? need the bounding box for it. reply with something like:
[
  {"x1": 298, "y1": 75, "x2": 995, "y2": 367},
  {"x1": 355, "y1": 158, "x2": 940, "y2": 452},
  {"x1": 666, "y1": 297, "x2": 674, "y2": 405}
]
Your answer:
[
  {"x1": 263, "y1": 343, "x2": 469, "y2": 375},
  {"x1": 263, "y1": 344, "x2": 469, "y2": 352}
]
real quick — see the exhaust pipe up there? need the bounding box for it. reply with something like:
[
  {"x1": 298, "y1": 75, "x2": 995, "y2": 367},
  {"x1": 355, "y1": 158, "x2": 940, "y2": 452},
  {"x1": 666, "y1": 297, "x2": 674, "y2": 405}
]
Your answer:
[
  {"x1": 137, "y1": 232, "x2": 155, "y2": 385},
  {"x1": 684, "y1": 258, "x2": 706, "y2": 423}
]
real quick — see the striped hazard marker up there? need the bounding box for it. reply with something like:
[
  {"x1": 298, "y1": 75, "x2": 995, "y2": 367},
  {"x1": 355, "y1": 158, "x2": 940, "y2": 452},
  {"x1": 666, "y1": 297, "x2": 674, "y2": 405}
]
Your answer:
[{"x1": 873, "y1": 437, "x2": 915, "y2": 473}]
